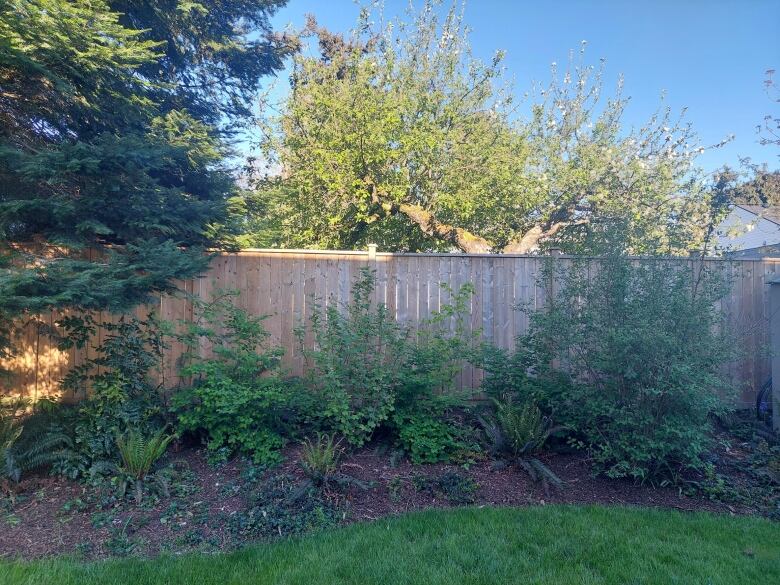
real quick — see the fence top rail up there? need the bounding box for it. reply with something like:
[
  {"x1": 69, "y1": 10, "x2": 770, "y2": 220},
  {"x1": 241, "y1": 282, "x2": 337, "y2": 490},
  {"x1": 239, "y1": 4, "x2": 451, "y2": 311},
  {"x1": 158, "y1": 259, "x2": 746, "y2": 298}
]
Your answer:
[
  {"x1": 10, "y1": 243, "x2": 777, "y2": 263},
  {"x1": 225, "y1": 248, "x2": 778, "y2": 263}
]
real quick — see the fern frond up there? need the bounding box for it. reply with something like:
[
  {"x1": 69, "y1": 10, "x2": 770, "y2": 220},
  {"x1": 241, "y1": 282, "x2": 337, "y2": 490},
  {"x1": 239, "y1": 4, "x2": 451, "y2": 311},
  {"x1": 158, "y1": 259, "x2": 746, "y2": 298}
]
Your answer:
[
  {"x1": 4, "y1": 449, "x2": 21, "y2": 483},
  {"x1": 1, "y1": 398, "x2": 25, "y2": 482},
  {"x1": 117, "y1": 428, "x2": 173, "y2": 480},
  {"x1": 14, "y1": 432, "x2": 71, "y2": 473},
  {"x1": 518, "y1": 458, "x2": 539, "y2": 483}
]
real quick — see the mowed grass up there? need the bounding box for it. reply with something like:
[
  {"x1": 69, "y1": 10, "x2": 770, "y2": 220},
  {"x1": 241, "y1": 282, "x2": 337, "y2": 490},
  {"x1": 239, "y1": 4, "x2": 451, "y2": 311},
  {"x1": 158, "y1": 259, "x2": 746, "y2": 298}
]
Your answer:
[{"x1": 2, "y1": 506, "x2": 778, "y2": 585}]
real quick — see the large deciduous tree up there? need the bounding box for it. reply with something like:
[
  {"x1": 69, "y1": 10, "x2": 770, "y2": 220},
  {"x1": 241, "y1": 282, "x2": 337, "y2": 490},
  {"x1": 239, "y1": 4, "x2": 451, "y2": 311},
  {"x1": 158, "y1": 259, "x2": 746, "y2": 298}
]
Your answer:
[
  {"x1": 0, "y1": 0, "x2": 292, "y2": 361},
  {"x1": 252, "y1": 1, "x2": 712, "y2": 255}
]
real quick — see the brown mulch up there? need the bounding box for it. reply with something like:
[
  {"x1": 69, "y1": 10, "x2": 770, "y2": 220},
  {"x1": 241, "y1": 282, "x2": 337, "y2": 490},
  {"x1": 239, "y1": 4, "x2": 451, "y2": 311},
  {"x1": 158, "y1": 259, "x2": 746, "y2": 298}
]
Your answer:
[{"x1": 0, "y1": 444, "x2": 759, "y2": 561}]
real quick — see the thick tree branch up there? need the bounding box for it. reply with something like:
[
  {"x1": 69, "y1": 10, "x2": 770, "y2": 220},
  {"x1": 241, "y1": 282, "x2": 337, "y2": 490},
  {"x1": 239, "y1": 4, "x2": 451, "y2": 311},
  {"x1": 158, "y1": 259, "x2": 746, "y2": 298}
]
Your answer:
[
  {"x1": 388, "y1": 202, "x2": 494, "y2": 253},
  {"x1": 502, "y1": 222, "x2": 562, "y2": 253},
  {"x1": 501, "y1": 225, "x2": 546, "y2": 253},
  {"x1": 388, "y1": 198, "x2": 587, "y2": 255},
  {"x1": 502, "y1": 219, "x2": 590, "y2": 253}
]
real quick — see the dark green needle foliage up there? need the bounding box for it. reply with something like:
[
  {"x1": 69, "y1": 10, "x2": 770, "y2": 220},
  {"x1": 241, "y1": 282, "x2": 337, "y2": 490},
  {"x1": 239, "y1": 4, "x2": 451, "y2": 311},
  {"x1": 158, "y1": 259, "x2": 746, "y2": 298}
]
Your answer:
[{"x1": 0, "y1": 0, "x2": 292, "y2": 364}]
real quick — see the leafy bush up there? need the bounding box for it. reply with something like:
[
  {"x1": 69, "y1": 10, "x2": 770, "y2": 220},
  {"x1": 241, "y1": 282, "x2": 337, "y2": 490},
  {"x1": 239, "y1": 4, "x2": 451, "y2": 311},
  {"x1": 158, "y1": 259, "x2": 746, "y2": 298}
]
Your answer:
[
  {"x1": 390, "y1": 284, "x2": 479, "y2": 463},
  {"x1": 392, "y1": 412, "x2": 465, "y2": 464},
  {"x1": 172, "y1": 292, "x2": 303, "y2": 465},
  {"x1": 53, "y1": 315, "x2": 167, "y2": 479},
  {"x1": 302, "y1": 268, "x2": 476, "y2": 461},
  {"x1": 301, "y1": 271, "x2": 406, "y2": 446},
  {"x1": 480, "y1": 255, "x2": 736, "y2": 483}
]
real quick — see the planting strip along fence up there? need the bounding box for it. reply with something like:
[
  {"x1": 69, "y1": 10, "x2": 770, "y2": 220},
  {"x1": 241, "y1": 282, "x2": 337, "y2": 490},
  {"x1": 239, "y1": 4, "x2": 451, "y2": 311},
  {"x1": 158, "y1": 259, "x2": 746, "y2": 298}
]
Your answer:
[{"x1": 2, "y1": 249, "x2": 774, "y2": 408}]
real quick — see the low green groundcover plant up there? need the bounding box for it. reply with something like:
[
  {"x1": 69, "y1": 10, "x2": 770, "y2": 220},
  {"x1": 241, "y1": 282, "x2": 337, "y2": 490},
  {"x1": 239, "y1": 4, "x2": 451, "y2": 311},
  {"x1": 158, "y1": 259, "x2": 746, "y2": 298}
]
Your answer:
[
  {"x1": 229, "y1": 473, "x2": 341, "y2": 540},
  {"x1": 1, "y1": 506, "x2": 777, "y2": 585}
]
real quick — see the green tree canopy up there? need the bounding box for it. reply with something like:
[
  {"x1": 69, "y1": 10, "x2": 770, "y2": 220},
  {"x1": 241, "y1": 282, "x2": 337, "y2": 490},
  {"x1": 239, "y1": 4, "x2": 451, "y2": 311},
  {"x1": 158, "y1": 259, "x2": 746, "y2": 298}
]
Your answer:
[
  {"x1": 721, "y1": 166, "x2": 780, "y2": 207},
  {"x1": 112, "y1": 0, "x2": 293, "y2": 130},
  {"x1": 0, "y1": 0, "x2": 291, "y2": 360},
  {"x1": 251, "y1": 1, "x2": 713, "y2": 255}
]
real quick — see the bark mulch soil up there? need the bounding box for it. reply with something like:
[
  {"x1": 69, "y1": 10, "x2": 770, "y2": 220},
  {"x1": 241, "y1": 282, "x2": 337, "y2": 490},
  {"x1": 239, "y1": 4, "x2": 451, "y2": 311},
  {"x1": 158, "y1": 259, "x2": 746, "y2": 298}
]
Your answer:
[{"x1": 1, "y1": 436, "x2": 772, "y2": 561}]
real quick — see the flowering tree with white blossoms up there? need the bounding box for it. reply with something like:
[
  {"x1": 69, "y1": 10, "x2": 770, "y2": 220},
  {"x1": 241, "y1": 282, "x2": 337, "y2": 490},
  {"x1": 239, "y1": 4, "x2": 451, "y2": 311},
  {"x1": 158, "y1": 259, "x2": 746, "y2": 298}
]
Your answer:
[{"x1": 251, "y1": 0, "x2": 716, "y2": 254}]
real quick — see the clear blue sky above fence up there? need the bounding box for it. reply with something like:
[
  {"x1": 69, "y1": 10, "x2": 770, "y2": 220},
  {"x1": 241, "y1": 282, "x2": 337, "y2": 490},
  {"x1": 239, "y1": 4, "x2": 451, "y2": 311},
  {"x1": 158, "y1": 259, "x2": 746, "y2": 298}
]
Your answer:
[{"x1": 256, "y1": 0, "x2": 779, "y2": 174}]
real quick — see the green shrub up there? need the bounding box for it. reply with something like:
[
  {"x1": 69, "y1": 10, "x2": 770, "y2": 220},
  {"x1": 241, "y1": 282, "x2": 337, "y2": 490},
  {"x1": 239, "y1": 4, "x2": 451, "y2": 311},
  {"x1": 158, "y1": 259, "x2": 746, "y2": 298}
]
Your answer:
[
  {"x1": 480, "y1": 255, "x2": 736, "y2": 483},
  {"x1": 302, "y1": 268, "x2": 476, "y2": 461},
  {"x1": 392, "y1": 412, "x2": 464, "y2": 464},
  {"x1": 301, "y1": 270, "x2": 406, "y2": 447},
  {"x1": 174, "y1": 367, "x2": 289, "y2": 465},
  {"x1": 391, "y1": 285, "x2": 479, "y2": 463},
  {"x1": 53, "y1": 315, "x2": 167, "y2": 479},
  {"x1": 172, "y1": 292, "x2": 302, "y2": 465}
]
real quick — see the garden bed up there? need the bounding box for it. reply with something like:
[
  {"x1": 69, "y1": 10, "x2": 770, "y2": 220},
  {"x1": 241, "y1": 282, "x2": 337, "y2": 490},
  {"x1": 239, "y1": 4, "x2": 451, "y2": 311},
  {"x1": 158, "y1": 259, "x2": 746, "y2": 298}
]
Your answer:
[{"x1": 0, "y1": 438, "x2": 771, "y2": 561}]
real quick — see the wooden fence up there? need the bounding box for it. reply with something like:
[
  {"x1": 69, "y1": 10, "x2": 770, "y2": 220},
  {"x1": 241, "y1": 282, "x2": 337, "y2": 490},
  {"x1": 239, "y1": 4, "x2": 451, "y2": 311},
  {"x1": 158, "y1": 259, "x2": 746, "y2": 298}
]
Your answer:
[{"x1": 1, "y1": 249, "x2": 775, "y2": 407}]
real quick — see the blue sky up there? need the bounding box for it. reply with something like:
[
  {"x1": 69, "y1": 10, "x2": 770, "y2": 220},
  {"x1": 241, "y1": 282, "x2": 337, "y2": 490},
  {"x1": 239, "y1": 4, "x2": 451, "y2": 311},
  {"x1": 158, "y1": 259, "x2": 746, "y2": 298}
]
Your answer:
[{"x1": 259, "y1": 0, "x2": 779, "y2": 173}]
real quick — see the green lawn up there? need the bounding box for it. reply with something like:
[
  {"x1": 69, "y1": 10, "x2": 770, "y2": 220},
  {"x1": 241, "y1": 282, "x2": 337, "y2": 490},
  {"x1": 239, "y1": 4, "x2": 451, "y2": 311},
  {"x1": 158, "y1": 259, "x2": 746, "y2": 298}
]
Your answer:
[{"x1": 2, "y1": 506, "x2": 778, "y2": 585}]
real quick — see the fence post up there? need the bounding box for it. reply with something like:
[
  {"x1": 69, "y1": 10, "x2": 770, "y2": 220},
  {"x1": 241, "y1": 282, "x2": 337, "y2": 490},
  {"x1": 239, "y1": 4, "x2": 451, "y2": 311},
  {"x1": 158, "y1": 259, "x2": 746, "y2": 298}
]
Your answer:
[
  {"x1": 548, "y1": 248, "x2": 562, "y2": 301},
  {"x1": 367, "y1": 243, "x2": 379, "y2": 307},
  {"x1": 770, "y1": 279, "x2": 780, "y2": 431}
]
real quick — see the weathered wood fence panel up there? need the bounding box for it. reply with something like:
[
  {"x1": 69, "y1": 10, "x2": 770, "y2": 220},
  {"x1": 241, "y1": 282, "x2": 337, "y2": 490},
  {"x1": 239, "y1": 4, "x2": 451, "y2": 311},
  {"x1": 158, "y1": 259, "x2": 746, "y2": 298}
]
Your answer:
[{"x1": 1, "y1": 250, "x2": 775, "y2": 407}]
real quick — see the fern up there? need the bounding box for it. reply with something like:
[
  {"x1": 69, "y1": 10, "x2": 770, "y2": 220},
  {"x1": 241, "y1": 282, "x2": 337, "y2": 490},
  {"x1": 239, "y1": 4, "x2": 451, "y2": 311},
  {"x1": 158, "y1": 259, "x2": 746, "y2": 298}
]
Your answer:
[
  {"x1": 494, "y1": 396, "x2": 563, "y2": 457},
  {"x1": 116, "y1": 428, "x2": 173, "y2": 504},
  {"x1": 1, "y1": 413, "x2": 23, "y2": 482},
  {"x1": 300, "y1": 433, "x2": 343, "y2": 485},
  {"x1": 481, "y1": 395, "x2": 565, "y2": 494},
  {"x1": 15, "y1": 432, "x2": 70, "y2": 474},
  {"x1": 1, "y1": 398, "x2": 69, "y2": 485}
]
